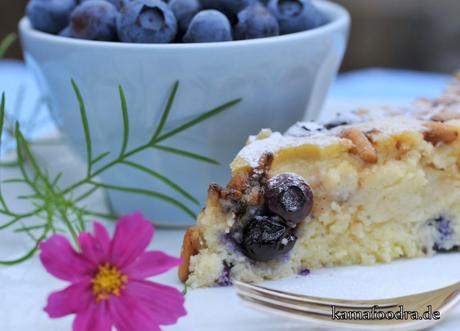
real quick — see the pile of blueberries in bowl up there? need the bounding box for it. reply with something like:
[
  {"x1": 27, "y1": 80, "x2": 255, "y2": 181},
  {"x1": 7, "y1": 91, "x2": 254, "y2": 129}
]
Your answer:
[{"x1": 26, "y1": 0, "x2": 325, "y2": 43}]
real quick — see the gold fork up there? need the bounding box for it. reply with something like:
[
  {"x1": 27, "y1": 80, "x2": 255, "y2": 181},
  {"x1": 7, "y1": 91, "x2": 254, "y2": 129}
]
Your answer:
[{"x1": 234, "y1": 280, "x2": 460, "y2": 330}]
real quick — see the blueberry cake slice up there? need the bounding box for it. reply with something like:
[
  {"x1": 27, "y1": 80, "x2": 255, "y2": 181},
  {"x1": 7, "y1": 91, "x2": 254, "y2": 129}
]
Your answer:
[{"x1": 179, "y1": 75, "x2": 460, "y2": 288}]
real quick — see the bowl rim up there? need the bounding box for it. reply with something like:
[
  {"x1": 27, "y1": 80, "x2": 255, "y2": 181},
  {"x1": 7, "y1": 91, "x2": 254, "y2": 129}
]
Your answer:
[{"x1": 19, "y1": 0, "x2": 350, "y2": 50}]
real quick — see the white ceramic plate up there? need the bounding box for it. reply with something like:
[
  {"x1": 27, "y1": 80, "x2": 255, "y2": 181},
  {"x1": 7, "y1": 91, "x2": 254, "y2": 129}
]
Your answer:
[{"x1": 172, "y1": 253, "x2": 460, "y2": 331}]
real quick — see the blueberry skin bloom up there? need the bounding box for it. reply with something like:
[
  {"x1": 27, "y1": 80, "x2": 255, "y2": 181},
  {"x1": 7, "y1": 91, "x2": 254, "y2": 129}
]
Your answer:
[
  {"x1": 117, "y1": 0, "x2": 178, "y2": 43},
  {"x1": 234, "y1": 3, "x2": 279, "y2": 40},
  {"x1": 183, "y1": 10, "x2": 232, "y2": 43},
  {"x1": 81, "y1": 0, "x2": 135, "y2": 10},
  {"x1": 69, "y1": 0, "x2": 118, "y2": 41},
  {"x1": 26, "y1": 0, "x2": 77, "y2": 34},
  {"x1": 265, "y1": 173, "x2": 314, "y2": 224},
  {"x1": 169, "y1": 0, "x2": 201, "y2": 34},
  {"x1": 268, "y1": 0, "x2": 323, "y2": 34},
  {"x1": 200, "y1": 0, "x2": 254, "y2": 17}
]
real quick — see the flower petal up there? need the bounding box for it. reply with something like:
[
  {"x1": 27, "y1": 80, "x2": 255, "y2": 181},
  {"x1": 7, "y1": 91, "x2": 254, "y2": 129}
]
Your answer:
[
  {"x1": 123, "y1": 251, "x2": 182, "y2": 279},
  {"x1": 44, "y1": 282, "x2": 93, "y2": 318},
  {"x1": 109, "y1": 294, "x2": 161, "y2": 331},
  {"x1": 109, "y1": 212, "x2": 154, "y2": 269},
  {"x1": 78, "y1": 223, "x2": 110, "y2": 265},
  {"x1": 93, "y1": 222, "x2": 110, "y2": 252},
  {"x1": 124, "y1": 280, "x2": 187, "y2": 326},
  {"x1": 73, "y1": 301, "x2": 112, "y2": 331},
  {"x1": 40, "y1": 235, "x2": 93, "y2": 282}
]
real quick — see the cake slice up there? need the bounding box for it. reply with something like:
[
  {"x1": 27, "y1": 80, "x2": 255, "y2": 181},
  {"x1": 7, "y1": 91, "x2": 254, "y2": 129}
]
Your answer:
[{"x1": 179, "y1": 75, "x2": 460, "y2": 288}]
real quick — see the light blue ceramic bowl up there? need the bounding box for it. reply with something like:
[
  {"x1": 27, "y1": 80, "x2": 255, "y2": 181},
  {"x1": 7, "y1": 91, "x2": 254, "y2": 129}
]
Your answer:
[{"x1": 19, "y1": 0, "x2": 350, "y2": 227}]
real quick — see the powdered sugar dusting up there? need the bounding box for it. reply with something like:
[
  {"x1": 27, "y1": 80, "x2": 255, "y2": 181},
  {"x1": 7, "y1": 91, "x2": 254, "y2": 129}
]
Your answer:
[
  {"x1": 235, "y1": 131, "x2": 343, "y2": 167},
  {"x1": 233, "y1": 77, "x2": 460, "y2": 168}
]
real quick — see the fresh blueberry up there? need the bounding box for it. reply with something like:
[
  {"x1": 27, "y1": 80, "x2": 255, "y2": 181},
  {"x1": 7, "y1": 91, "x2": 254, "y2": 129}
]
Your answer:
[
  {"x1": 265, "y1": 173, "x2": 313, "y2": 224},
  {"x1": 268, "y1": 0, "x2": 323, "y2": 34},
  {"x1": 169, "y1": 0, "x2": 201, "y2": 35},
  {"x1": 183, "y1": 10, "x2": 232, "y2": 43},
  {"x1": 80, "y1": 0, "x2": 136, "y2": 10},
  {"x1": 26, "y1": 0, "x2": 77, "y2": 34},
  {"x1": 58, "y1": 26, "x2": 73, "y2": 37},
  {"x1": 117, "y1": 0, "x2": 178, "y2": 43},
  {"x1": 200, "y1": 0, "x2": 255, "y2": 16},
  {"x1": 109, "y1": 0, "x2": 134, "y2": 9},
  {"x1": 242, "y1": 216, "x2": 296, "y2": 262},
  {"x1": 234, "y1": 3, "x2": 279, "y2": 40},
  {"x1": 69, "y1": 0, "x2": 118, "y2": 41}
]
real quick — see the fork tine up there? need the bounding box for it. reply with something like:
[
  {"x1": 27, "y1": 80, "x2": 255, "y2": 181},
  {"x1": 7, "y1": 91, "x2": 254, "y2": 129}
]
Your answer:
[
  {"x1": 234, "y1": 280, "x2": 399, "y2": 309},
  {"x1": 238, "y1": 292, "x2": 332, "y2": 318},
  {"x1": 237, "y1": 289, "x2": 334, "y2": 316}
]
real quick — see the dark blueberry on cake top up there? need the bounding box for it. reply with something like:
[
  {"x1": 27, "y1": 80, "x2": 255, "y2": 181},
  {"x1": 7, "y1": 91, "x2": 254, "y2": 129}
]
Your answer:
[
  {"x1": 242, "y1": 216, "x2": 296, "y2": 262},
  {"x1": 265, "y1": 173, "x2": 313, "y2": 223}
]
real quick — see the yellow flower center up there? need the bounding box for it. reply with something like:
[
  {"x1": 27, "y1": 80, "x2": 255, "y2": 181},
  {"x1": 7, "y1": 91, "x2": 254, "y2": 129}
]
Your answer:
[{"x1": 91, "y1": 263, "x2": 128, "y2": 302}]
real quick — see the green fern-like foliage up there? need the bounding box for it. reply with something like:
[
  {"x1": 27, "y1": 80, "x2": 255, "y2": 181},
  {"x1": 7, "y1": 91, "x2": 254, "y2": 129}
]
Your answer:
[{"x1": 0, "y1": 33, "x2": 241, "y2": 265}]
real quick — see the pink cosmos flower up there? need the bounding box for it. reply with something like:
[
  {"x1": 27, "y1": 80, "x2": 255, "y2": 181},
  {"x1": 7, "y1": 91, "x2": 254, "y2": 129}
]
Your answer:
[{"x1": 40, "y1": 212, "x2": 187, "y2": 331}]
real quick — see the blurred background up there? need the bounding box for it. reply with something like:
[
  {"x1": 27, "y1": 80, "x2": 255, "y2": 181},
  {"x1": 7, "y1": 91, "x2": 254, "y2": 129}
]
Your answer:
[{"x1": 0, "y1": 0, "x2": 459, "y2": 73}]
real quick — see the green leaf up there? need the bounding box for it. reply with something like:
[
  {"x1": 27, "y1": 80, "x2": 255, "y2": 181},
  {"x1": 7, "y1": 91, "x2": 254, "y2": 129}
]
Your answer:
[
  {"x1": 16, "y1": 124, "x2": 41, "y2": 176},
  {"x1": 80, "y1": 209, "x2": 118, "y2": 221},
  {"x1": 74, "y1": 185, "x2": 99, "y2": 203},
  {"x1": 2, "y1": 178, "x2": 28, "y2": 184},
  {"x1": 152, "y1": 144, "x2": 219, "y2": 165},
  {"x1": 0, "y1": 230, "x2": 47, "y2": 265},
  {"x1": 0, "y1": 245, "x2": 39, "y2": 265},
  {"x1": 14, "y1": 224, "x2": 47, "y2": 233},
  {"x1": 92, "y1": 182, "x2": 197, "y2": 219},
  {"x1": 52, "y1": 172, "x2": 63, "y2": 186},
  {"x1": 0, "y1": 93, "x2": 5, "y2": 148},
  {"x1": 122, "y1": 160, "x2": 199, "y2": 205},
  {"x1": 15, "y1": 123, "x2": 33, "y2": 185},
  {"x1": 155, "y1": 98, "x2": 242, "y2": 143},
  {"x1": 0, "y1": 160, "x2": 20, "y2": 167},
  {"x1": 58, "y1": 209, "x2": 79, "y2": 244},
  {"x1": 92, "y1": 151, "x2": 110, "y2": 166},
  {"x1": 0, "y1": 33, "x2": 16, "y2": 59},
  {"x1": 71, "y1": 79, "x2": 93, "y2": 177},
  {"x1": 152, "y1": 81, "x2": 179, "y2": 141},
  {"x1": 0, "y1": 210, "x2": 38, "y2": 230},
  {"x1": 17, "y1": 221, "x2": 38, "y2": 241},
  {"x1": 17, "y1": 194, "x2": 42, "y2": 201},
  {"x1": 118, "y1": 85, "x2": 129, "y2": 157},
  {"x1": 0, "y1": 93, "x2": 8, "y2": 211}
]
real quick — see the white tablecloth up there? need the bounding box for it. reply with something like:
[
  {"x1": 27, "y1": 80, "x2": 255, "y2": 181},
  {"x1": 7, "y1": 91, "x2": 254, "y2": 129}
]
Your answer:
[{"x1": 1, "y1": 63, "x2": 458, "y2": 331}]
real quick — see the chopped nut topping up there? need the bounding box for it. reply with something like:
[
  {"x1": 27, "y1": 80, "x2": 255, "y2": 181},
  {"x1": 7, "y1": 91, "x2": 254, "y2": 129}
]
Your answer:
[
  {"x1": 179, "y1": 226, "x2": 203, "y2": 283},
  {"x1": 341, "y1": 128, "x2": 378, "y2": 164},
  {"x1": 424, "y1": 122, "x2": 458, "y2": 145},
  {"x1": 431, "y1": 108, "x2": 460, "y2": 122}
]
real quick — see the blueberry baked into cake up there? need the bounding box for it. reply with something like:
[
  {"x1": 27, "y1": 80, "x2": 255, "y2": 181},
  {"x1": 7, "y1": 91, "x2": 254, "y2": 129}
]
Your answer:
[{"x1": 179, "y1": 75, "x2": 460, "y2": 288}]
